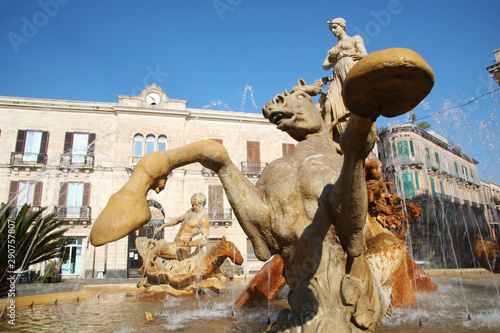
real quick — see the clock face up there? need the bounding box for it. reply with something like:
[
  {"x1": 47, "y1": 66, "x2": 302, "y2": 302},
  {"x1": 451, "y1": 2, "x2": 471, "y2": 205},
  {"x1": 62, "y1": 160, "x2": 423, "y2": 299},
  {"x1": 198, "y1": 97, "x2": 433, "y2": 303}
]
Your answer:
[{"x1": 146, "y1": 93, "x2": 161, "y2": 106}]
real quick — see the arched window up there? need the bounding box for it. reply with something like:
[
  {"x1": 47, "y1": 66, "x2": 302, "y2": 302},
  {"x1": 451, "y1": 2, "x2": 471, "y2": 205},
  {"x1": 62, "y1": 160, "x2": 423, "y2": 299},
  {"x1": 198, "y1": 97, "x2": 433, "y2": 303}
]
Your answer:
[
  {"x1": 145, "y1": 135, "x2": 155, "y2": 155},
  {"x1": 157, "y1": 135, "x2": 168, "y2": 152},
  {"x1": 133, "y1": 134, "x2": 143, "y2": 163}
]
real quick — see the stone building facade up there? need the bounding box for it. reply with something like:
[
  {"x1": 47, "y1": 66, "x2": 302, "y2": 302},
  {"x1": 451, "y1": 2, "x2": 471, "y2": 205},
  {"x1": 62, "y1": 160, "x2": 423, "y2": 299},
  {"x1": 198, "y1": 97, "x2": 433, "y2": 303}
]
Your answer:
[
  {"x1": 481, "y1": 180, "x2": 500, "y2": 241},
  {"x1": 0, "y1": 84, "x2": 295, "y2": 278},
  {"x1": 377, "y1": 123, "x2": 489, "y2": 268}
]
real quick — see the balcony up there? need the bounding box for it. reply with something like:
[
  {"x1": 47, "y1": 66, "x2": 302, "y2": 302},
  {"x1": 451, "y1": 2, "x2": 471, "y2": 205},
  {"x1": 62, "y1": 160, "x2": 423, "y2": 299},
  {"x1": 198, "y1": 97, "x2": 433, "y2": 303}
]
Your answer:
[
  {"x1": 426, "y1": 159, "x2": 440, "y2": 171},
  {"x1": 392, "y1": 155, "x2": 424, "y2": 167},
  {"x1": 208, "y1": 208, "x2": 232, "y2": 227},
  {"x1": 60, "y1": 153, "x2": 94, "y2": 171},
  {"x1": 54, "y1": 206, "x2": 91, "y2": 226},
  {"x1": 241, "y1": 161, "x2": 268, "y2": 177},
  {"x1": 10, "y1": 152, "x2": 47, "y2": 167},
  {"x1": 9, "y1": 206, "x2": 42, "y2": 217}
]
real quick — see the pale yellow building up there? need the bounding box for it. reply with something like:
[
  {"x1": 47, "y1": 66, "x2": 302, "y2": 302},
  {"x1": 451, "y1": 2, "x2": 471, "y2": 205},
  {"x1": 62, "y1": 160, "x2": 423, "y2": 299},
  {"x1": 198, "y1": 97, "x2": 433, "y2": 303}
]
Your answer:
[
  {"x1": 377, "y1": 123, "x2": 489, "y2": 268},
  {"x1": 0, "y1": 84, "x2": 295, "y2": 278}
]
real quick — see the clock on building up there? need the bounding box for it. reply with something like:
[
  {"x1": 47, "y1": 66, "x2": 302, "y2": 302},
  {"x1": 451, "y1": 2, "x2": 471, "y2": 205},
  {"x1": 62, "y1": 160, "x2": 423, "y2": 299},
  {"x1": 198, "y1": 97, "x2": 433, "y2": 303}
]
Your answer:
[{"x1": 146, "y1": 92, "x2": 161, "y2": 106}]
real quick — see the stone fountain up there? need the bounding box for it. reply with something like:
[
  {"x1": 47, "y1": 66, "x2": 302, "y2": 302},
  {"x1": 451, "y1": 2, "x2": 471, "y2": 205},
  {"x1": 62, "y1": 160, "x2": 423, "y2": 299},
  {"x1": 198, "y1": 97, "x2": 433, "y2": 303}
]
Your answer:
[{"x1": 90, "y1": 17, "x2": 435, "y2": 332}]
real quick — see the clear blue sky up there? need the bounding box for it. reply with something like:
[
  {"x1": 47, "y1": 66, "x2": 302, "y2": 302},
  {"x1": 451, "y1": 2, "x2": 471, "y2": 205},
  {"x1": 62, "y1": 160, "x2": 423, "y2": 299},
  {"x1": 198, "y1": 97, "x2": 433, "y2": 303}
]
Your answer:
[{"x1": 0, "y1": 0, "x2": 499, "y2": 182}]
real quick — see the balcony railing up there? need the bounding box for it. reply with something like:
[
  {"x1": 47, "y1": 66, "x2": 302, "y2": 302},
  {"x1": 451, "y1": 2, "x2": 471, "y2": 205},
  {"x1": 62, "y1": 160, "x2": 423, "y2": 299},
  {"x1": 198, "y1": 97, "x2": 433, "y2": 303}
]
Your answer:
[
  {"x1": 241, "y1": 161, "x2": 268, "y2": 176},
  {"x1": 60, "y1": 153, "x2": 94, "y2": 169},
  {"x1": 9, "y1": 206, "x2": 42, "y2": 217},
  {"x1": 392, "y1": 155, "x2": 424, "y2": 166},
  {"x1": 208, "y1": 208, "x2": 232, "y2": 220},
  {"x1": 426, "y1": 159, "x2": 440, "y2": 171},
  {"x1": 208, "y1": 208, "x2": 232, "y2": 227},
  {"x1": 54, "y1": 206, "x2": 91, "y2": 225},
  {"x1": 10, "y1": 152, "x2": 48, "y2": 166}
]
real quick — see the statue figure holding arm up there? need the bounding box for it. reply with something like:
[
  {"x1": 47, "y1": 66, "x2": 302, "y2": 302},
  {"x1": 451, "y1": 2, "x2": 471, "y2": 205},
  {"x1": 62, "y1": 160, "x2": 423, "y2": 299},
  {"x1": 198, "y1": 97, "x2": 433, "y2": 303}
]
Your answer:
[{"x1": 151, "y1": 193, "x2": 210, "y2": 261}]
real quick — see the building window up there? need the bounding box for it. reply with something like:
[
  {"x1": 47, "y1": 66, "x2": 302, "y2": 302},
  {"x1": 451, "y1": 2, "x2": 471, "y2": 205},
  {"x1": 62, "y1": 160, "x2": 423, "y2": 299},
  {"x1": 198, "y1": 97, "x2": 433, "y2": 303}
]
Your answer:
[
  {"x1": 61, "y1": 237, "x2": 83, "y2": 275},
  {"x1": 414, "y1": 172, "x2": 420, "y2": 190},
  {"x1": 409, "y1": 140, "x2": 415, "y2": 156},
  {"x1": 9, "y1": 181, "x2": 43, "y2": 211},
  {"x1": 282, "y1": 143, "x2": 295, "y2": 156},
  {"x1": 158, "y1": 135, "x2": 168, "y2": 152},
  {"x1": 247, "y1": 238, "x2": 256, "y2": 259},
  {"x1": 402, "y1": 173, "x2": 415, "y2": 198},
  {"x1": 58, "y1": 182, "x2": 91, "y2": 218},
  {"x1": 392, "y1": 142, "x2": 397, "y2": 158},
  {"x1": 145, "y1": 135, "x2": 155, "y2": 155},
  {"x1": 63, "y1": 132, "x2": 96, "y2": 165},
  {"x1": 425, "y1": 147, "x2": 431, "y2": 162},
  {"x1": 430, "y1": 178, "x2": 436, "y2": 197},
  {"x1": 435, "y1": 152, "x2": 440, "y2": 169},
  {"x1": 440, "y1": 181, "x2": 445, "y2": 199},
  {"x1": 462, "y1": 165, "x2": 468, "y2": 181},
  {"x1": 208, "y1": 185, "x2": 224, "y2": 220},
  {"x1": 133, "y1": 134, "x2": 143, "y2": 163},
  {"x1": 132, "y1": 134, "x2": 168, "y2": 163},
  {"x1": 454, "y1": 161, "x2": 459, "y2": 176},
  {"x1": 14, "y1": 130, "x2": 49, "y2": 164}
]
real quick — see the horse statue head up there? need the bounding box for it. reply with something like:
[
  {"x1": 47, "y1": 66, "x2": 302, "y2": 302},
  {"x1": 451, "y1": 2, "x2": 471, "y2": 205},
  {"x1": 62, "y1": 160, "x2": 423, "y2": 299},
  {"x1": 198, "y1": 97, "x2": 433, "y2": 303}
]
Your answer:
[{"x1": 210, "y1": 236, "x2": 244, "y2": 265}]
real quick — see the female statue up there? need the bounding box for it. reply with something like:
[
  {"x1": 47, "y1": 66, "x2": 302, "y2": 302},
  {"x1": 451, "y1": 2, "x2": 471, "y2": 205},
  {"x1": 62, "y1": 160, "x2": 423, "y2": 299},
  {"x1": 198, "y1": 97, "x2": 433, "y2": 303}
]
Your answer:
[{"x1": 322, "y1": 17, "x2": 367, "y2": 138}]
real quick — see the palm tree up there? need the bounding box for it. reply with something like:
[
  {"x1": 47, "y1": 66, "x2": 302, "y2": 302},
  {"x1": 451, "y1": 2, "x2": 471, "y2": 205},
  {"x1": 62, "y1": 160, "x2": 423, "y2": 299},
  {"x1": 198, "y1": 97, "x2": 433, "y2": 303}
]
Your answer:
[{"x1": 0, "y1": 203, "x2": 68, "y2": 296}]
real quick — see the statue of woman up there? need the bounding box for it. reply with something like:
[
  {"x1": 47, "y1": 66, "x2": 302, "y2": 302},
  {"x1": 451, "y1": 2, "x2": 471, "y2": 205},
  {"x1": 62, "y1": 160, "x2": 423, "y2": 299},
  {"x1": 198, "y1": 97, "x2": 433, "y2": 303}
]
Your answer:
[{"x1": 322, "y1": 17, "x2": 367, "y2": 139}]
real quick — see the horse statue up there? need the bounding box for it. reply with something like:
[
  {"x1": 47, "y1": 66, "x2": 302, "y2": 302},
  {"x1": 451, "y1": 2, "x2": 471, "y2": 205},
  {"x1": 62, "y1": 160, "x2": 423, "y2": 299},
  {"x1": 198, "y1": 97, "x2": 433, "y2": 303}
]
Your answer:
[{"x1": 135, "y1": 236, "x2": 244, "y2": 297}]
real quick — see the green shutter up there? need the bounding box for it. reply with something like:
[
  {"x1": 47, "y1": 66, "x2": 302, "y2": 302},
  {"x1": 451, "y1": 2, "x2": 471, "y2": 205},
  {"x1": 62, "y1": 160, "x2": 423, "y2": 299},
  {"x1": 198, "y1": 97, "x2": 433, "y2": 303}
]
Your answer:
[
  {"x1": 440, "y1": 181, "x2": 445, "y2": 199},
  {"x1": 409, "y1": 140, "x2": 415, "y2": 156},
  {"x1": 435, "y1": 152, "x2": 440, "y2": 168},
  {"x1": 392, "y1": 142, "x2": 397, "y2": 158},
  {"x1": 455, "y1": 161, "x2": 459, "y2": 175},
  {"x1": 402, "y1": 173, "x2": 416, "y2": 198},
  {"x1": 398, "y1": 141, "x2": 410, "y2": 163},
  {"x1": 426, "y1": 147, "x2": 431, "y2": 161},
  {"x1": 414, "y1": 172, "x2": 420, "y2": 190},
  {"x1": 430, "y1": 178, "x2": 436, "y2": 197}
]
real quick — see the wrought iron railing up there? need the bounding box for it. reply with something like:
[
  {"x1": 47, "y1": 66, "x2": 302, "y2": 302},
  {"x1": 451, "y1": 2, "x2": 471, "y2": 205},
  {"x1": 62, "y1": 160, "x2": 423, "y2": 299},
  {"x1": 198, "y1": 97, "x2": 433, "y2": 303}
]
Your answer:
[
  {"x1": 10, "y1": 152, "x2": 48, "y2": 165},
  {"x1": 54, "y1": 206, "x2": 92, "y2": 224},
  {"x1": 208, "y1": 208, "x2": 232, "y2": 221},
  {"x1": 60, "y1": 153, "x2": 94, "y2": 169},
  {"x1": 241, "y1": 161, "x2": 268, "y2": 176}
]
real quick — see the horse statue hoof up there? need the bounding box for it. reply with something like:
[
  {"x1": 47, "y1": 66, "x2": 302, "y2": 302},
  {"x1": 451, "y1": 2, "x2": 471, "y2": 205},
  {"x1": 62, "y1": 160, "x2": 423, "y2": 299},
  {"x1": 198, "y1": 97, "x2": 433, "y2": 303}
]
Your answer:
[{"x1": 343, "y1": 48, "x2": 434, "y2": 119}]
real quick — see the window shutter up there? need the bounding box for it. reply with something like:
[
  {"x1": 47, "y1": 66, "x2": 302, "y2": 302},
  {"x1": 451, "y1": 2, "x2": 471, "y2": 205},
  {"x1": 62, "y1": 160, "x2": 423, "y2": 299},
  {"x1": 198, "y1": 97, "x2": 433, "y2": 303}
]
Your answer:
[
  {"x1": 59, "y1": 182, "x2": 68, "y2": 206},
  {"x1": 208, "y1": 185, "x2": 224, "y2": 218},
  {"x1": 38, "y1": 131, "x2": 49, "y2": 163},
  {"x1": 247, "y1": 141, "x2": 260, "y2": 162},
  {"x1": 58, "y1": 182, "x2": 68, "y2": 217},
  {"x1": 81, "y1": 183, "x2": 91, "y2": 217},
  {"x1": 33, "y1": 182, "x2": 43, "y2": 207},
  {"x1": 64, "y1": 132, "x2": 73, "y2": 153},
  {"x1": 88, "y1": 133, "x2": 96, "y2": 156},
  {"x1": 282, "y1": 143, "x2": 295, "y2": 156},
  {"x1": 15, "y1": 130, "x2": 26, "y2": 153},
  {"x1": 8, "y1": 181, "x2": 19, "y2": 207}
]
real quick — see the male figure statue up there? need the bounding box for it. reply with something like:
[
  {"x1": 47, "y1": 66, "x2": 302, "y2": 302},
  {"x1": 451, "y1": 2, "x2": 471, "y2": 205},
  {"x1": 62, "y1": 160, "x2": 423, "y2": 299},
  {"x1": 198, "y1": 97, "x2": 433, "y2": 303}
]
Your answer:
[{"x1": 151, "y1": 193, "x2": 209, "y2": 261}]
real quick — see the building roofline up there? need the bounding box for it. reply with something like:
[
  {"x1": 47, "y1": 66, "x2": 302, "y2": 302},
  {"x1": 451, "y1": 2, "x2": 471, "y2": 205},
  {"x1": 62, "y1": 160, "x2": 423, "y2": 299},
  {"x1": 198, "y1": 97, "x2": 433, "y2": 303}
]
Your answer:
[{"x1": 379, "y1": 123, "x2": 479, "y2": 164}]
